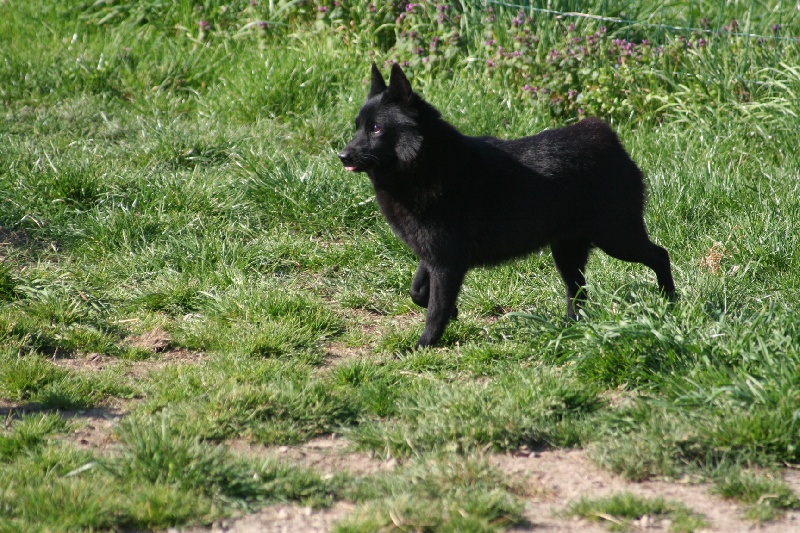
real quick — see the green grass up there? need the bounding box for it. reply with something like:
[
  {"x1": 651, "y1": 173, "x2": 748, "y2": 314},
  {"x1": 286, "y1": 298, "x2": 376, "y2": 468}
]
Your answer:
[
  {"x1": 339, "y1": 453, "x2": 526, "y2": 532},
  {"x1": 350, "y1": 365, "x2": 603, "y2": 456},
  {"x1": 712, "y1": 469, "x2": 800, "y2": 522},
  {"x1": 0, "y1": 412, "x2": 345, "y2": 531},
  {"x1": 564, "y1": 492, "x2": 707, "y2": 532},
  {"x1": 1, "y1": 0, "x2": 800, "y2": 529}
]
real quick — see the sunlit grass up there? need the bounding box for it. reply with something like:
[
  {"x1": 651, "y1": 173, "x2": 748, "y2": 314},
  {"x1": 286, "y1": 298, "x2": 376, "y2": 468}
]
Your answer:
[{"x1": 1, "y1": 0, "x2": 799, "y2": 530}]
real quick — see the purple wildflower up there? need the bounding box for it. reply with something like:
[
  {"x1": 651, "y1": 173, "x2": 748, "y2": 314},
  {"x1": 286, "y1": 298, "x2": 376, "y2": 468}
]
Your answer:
[{"x1": 722, "y1": 19, "x2": 739, "y2": 32}]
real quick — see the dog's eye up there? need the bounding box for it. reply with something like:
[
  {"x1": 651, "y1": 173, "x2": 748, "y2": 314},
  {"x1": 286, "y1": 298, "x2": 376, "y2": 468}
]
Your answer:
[{"x1": 370, "y1": 123, "x2": 382, "y2": 134}]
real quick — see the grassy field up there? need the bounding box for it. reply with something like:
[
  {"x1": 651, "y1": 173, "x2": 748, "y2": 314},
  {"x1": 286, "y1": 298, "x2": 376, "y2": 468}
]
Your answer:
[{"x1": 2, "y1": 0, "x2": 800, "y2": 530}]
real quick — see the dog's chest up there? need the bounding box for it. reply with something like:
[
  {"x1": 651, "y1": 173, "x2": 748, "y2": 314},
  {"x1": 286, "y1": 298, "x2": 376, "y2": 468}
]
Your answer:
[{"x1": 375, "y1": 191, "x2": 441, "y2": 259}]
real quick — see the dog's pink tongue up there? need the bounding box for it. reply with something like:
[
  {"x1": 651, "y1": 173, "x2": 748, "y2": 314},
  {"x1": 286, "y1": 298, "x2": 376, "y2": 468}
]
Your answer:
[{"x1": 345, "y1": 166, "x2": 357, "y2": 172}]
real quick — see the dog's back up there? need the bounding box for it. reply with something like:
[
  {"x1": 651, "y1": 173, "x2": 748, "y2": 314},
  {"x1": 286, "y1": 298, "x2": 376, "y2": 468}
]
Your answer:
[{"x1": 455, "y1": 118, "x2": 647, "y2": 266}]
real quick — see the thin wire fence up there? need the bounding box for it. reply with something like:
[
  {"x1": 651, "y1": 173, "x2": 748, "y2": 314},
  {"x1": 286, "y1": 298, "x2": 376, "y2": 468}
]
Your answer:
[
  {"x1": 484, "y1": 0, "x2": 800, "y2": 42},
  {"x1": 467, "y1": 0, "x2": 800, "y2": 122}
]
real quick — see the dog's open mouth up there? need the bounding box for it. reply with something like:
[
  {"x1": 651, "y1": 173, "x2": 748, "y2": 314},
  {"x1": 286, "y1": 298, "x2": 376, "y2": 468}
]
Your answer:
[{"x1": 344, "y1": 166, "x2": 357, "y2": 172}]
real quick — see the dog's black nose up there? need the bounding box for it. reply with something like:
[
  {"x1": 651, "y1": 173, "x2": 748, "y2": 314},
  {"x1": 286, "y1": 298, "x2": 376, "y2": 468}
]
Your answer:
[{"x1": 339, "y1": 150, "x2": 358, "y2": 172}]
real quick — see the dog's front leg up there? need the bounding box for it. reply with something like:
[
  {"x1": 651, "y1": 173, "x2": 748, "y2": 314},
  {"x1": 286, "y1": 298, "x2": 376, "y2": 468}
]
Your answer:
[
  {"x1": 410, "y1": 261, "x2": 430, "y2": 308},
  {"x1": 416, "y1": 266, "x2": 465, "y2": 348},
  {"x1": 411, "y1": 260, "x2": 460, "y2": 321}
]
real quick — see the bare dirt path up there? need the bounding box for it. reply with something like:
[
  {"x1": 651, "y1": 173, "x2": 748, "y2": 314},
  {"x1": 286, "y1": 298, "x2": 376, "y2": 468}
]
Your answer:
[
  {"x1": 498, "y1": 449, "x2": 800, "y2": 532},
  {"x1": 183, "y1": 438, "x2": 800, "y2": 533}
]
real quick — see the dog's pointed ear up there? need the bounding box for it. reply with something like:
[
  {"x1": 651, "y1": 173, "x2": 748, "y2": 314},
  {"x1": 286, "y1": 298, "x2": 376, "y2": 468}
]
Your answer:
[
  {"x1": 387, "y1": 63, "x2": 412, "y2": 102},
  {"x1": 369, "y1": 62, "x2": 387, "y2": 97}
]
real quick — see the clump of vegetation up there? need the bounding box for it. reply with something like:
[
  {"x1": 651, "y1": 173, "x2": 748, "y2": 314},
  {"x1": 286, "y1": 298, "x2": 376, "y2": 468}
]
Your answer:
[
  {"x1": 71, "y1": 0, "x2": 800, "y2": 126},
  {"x1": 339, "y1": 454, "x2": 525, "y2": 532},
  {"x1": 713, "y1": 470, "x2": 800, "y2": 522},
  {"x1": 564, "y1": 492, "x2": 707, "y2": 532}
]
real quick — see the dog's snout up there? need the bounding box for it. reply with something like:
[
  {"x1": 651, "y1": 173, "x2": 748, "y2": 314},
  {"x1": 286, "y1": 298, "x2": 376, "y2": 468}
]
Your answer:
[{"x1": 339, "y1": 149, "x2": 359, "y2": 172}]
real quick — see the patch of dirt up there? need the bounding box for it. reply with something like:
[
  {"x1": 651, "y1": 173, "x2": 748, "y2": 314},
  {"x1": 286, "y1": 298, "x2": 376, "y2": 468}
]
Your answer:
[
  {"x1": 0, "y1": 401, "x2": 127, "y2": 453},
  {"x1": 322, "y1": 307, "x2": 422, "y2": 367},
  {"x1": 126, "y1": 327, "x2": 172, "y2": 353},
  {"x1": 50, "y1": 352, "x2": 116, "y2": 373},
  {"x1": 204, "y1": 445, "x2": 800, "y2": 533},
  {"x1": 228, "y1": 435, "x2": 395, "y2": 477},
  {"x1": 342, "y1": 306, "x2": 422, "y2": 337},
  {"x1": 497, "y1": 449, "x2": 800, "y2": 532},
  {"x1": 0, "y1": 225, "x2": 59, "y2": 256},
  {"x1": 179, "y1": 502, "x2": 356, "y2": 533},
  {"x1": 60, "y1": 406, "x2": 126, "y2": 452},
  {"x1": 121, "y1": 328, "x2": 207, "y2": 377},
  {"x1": 122, "y1": 349, "x2": 207, "y2": 379},
  {"x1": 49, "y1": 346, "x2": 206, "y2": 378},
  {"x1": 322, "y1": 341, "x2": 370, "y2": 368},
  {"x1": 181, "y1": 437, "x2": 388, "y2": 533},
  {"x1": 785, "y1": 469, "x2": 800, "y2": 493}
]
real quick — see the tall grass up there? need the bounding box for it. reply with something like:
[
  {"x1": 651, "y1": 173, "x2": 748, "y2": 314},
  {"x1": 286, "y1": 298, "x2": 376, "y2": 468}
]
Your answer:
[{"x1": 1, "y1": 0, "x2": 800, "y2": 530}]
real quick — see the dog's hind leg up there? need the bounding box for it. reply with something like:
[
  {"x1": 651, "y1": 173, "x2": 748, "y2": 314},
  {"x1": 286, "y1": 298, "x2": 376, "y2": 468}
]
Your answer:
[
  {"x1": 595, "y1": 224, "x2": 676, "y2": 297},
  {"x1": 551, "y1": 239, "x2": 592, "y2": 320},
  {"x1": 416, "y1": 266, "x2": 465, "y2": 348}
]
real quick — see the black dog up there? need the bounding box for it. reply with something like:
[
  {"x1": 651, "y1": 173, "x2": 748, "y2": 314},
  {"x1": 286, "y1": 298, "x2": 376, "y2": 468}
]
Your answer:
[{"x1": 339, "y1": 63, "x2": 675, "y2": 348}]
